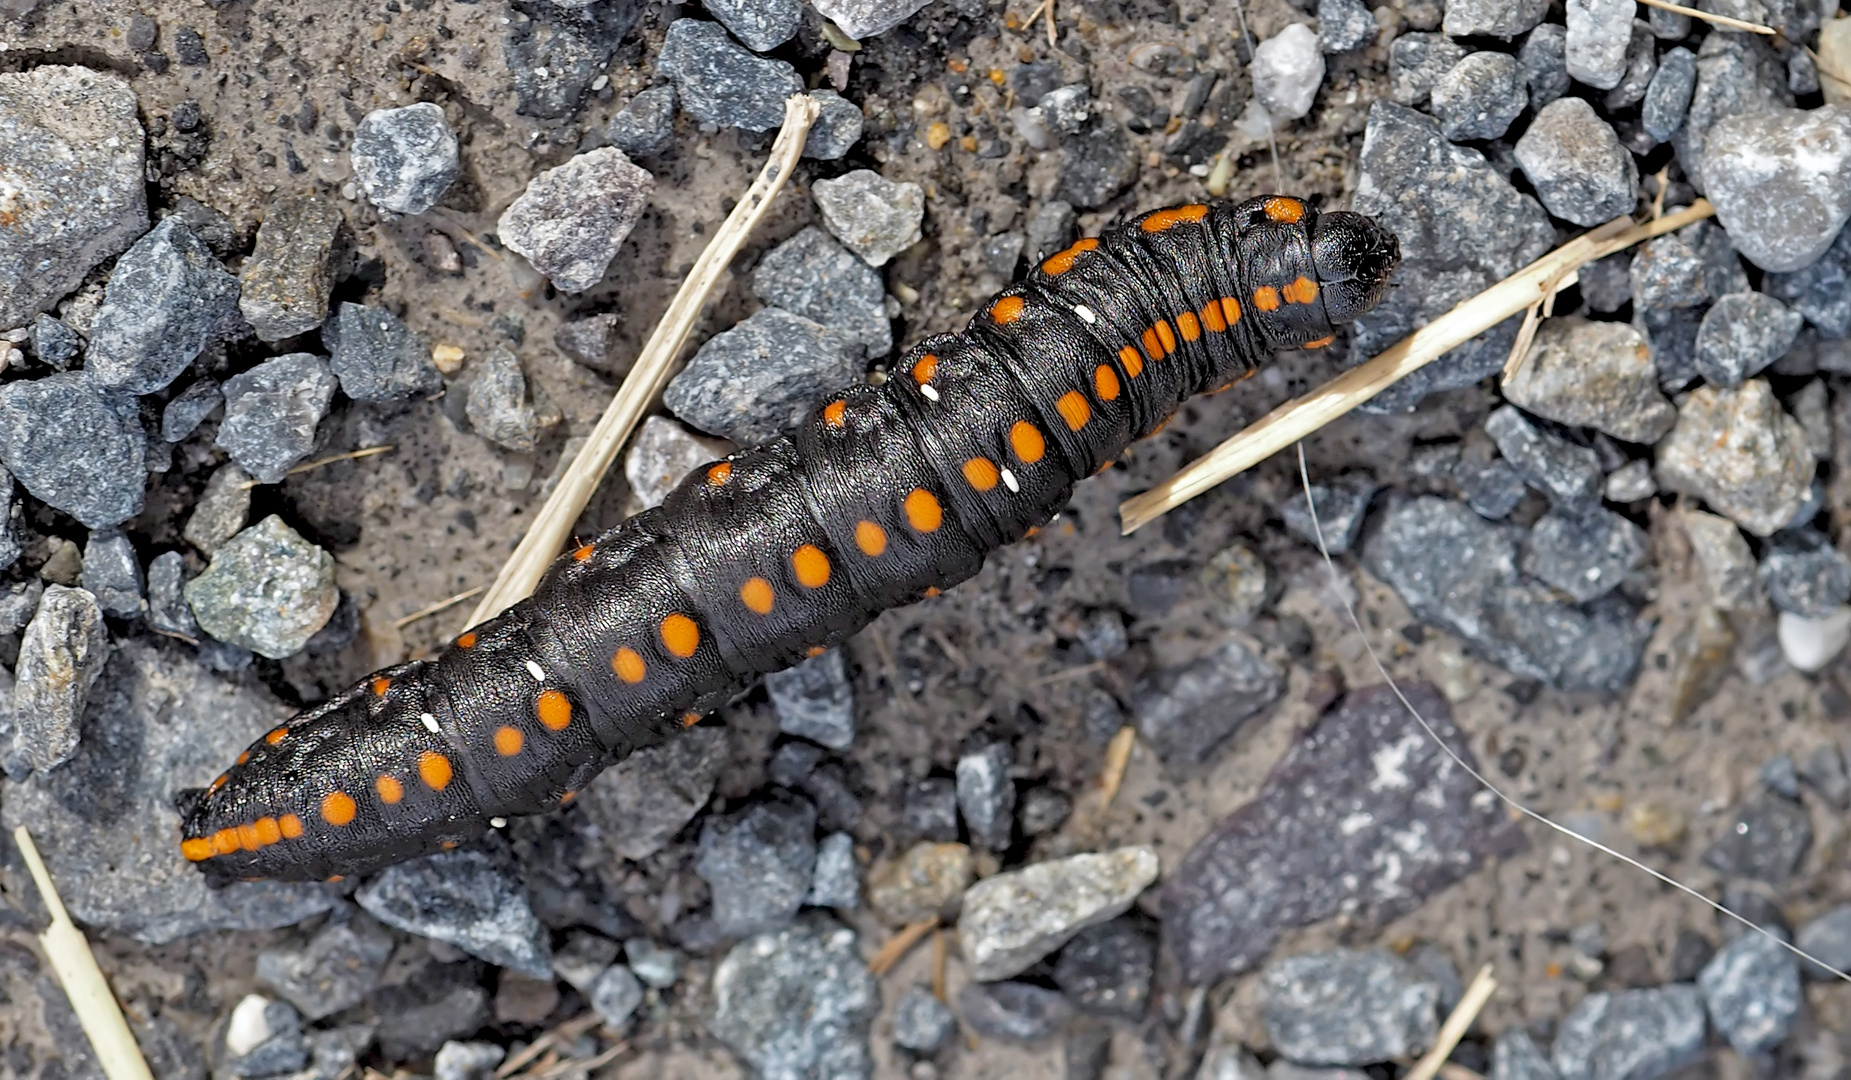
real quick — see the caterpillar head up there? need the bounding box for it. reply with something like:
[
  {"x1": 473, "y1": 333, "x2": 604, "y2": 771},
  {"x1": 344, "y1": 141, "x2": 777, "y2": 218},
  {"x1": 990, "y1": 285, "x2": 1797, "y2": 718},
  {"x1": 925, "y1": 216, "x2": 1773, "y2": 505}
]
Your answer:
[{"x1": 1309, "y1": 210, "x2": 1400, "y2": 326}]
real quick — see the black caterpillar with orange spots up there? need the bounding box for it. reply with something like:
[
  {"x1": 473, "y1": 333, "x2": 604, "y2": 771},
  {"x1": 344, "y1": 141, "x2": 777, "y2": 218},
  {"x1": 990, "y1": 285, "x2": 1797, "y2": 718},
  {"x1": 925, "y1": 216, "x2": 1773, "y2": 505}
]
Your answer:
[{"x1": 176, "y1": 195, "x2": 1400, "y2": 884}]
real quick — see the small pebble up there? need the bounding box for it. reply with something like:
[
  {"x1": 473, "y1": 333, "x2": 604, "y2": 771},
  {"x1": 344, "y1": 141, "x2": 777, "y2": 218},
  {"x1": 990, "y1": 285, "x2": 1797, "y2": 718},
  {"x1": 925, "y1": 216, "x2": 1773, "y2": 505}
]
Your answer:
[
  {"x1": 85, "y1": 217, "x2": 240, "y2": 395},
  {"x1": 1279, "y1": 472, "x2": 1376, "y2": 554},
  {"x1": 184, "y1": 462, "x2": 252, "y2": 556},
  {"x1": 709, "y1": 919, "x2": 878, "y2": 1080},
  {"x1": 431, "y1": 343, "x2": 466, "y2": 374},
  {"x1": 803, "y1": 89, "x2": 864, "y2": 161},
  {"x1": 664, "y1": 308, "x2": 862, "y2": 444},
  {"x1": 258, "y1": 919, "x2": 396, "y2": 1020},
  {"x1": 1059, "y1": 122, "x2": 1139, "y2": 209},
  {"x1": 1133, "y1": 634, "x2": 1284, "y2": 763},
  {"x1": 812, "y1": 169, "x2": 925, "y2": 267},
  {"x1": 1483, "y1": 406, "x2": 1603, "y2": 508},
  {"x1": 607, "y1": 86, "x2": 677, "y2": 158},
  {"x1": 1503, "y1": 318, "x2": 1675, "y2": 443},
  {"x1": 1456, "y1": 457, "x2": 1528, "y2": 520},
  {"x1": 224, "y1": 996, "x2": 307, "y2": 1078},
  {"x1": 351, "y1": 103, "x2": 459, "y2": 215},
  {"x1": 162, "y1": 378, "x2": 223, "y2": 442},
  {"x1": 1798, "y1": 743, "x2": 1850, "y2": 810},
  {"x1": 1778, "y1": 607, "x2": 1851, "y2": 672},
  {"x1": 1759, "y1": 529, "x2": 1851, "y2": 617},
  {"x1": 1694, "y1": 292, "x2": 1805, "y2": 388},
  {"x1": 238, "y1": 196, "x2": 344, "y2": 342},
  {"x1": 694, "y1": 795, "x2": 818, "y2": 936},
  {"x1": 1489, "y1": 1031, "x2": 1555, "y2": 1080},
  {"x1": 1564, "y1": 0, "x2": 1633, "y2": 90},
  {"x1": 1023, "y1": 201, "x2": 1077, "y2": 262},
  {"x1": 28, "y1": 314, "x2": 83, "y2": 370},
  {"x1": 0, "y1": 579, "x2": 43, "y2": 635},
  {"x1": 625, "y1": 937, "x2": 680, "y2": 988},
  {"x1": 579, "y1": 726, "x2": 729, "y2": 862},
  {"x1": 891, "y1": 985, "x2": 956, "y2": 1054},
  {"x1": 322, "y1": 302, "x2": 443, "y2": 401},
  {"x1": 1551, "y1": 985, "x2": 1705, "y2": 1080},
  {"x1": 12, "y1": 585, "x2": 108, "y2": 773},
  {"x1": 144, "y1": 552, "x2": 197, "y2": 639},
  {"x1": 465, "y1": 348, "x2": 547, "y2": 454},
  {"x1": 1643, "y1": 46, "x2": 1697, "y2": 144},
  {"x1": 80, "y1": 531, "x2": 142, "y2": 618},
  {"x1": 1198, "y1": 542, "x2": 1271, "y2": 628},
  {"x1": 1703, "y1": 106, "x2": 1851, "y2": 273},
  {"x1": 1521, "y1": 506, "x2": 1648, "y2": 604},
  {"x1": 1318, "y1": 0, "x2": 1375, "y2": 52},
  {"x1": 1019, "y1": 786, "x2": 1072, "y2": 835},
  {"x1": 1681, "y1": 509, "x2": 1761, "y2": 610},
  {"x1": 1796, "y1": 906, "x2": 1851, "y2": 980},
  {"x1": 957, "y1": 847, "x2": 1159, "y2": 981},
  {"x1": 809, "y1": 0, "x2": 932, "y2": 38},
  {"x1": 1251, "y1": 24, "x2": 1323, "y2": 122},
  {"x1": 1259, "y1": 949, "x2": 1439, "y2": 1067},
  {"x1": 1701, "y1": 796, "x2": 1813, "y2": 883},
  {"x1": 553, "y1": 313, "x2": 624, "y2": 377},
  {"x1": 866, "y1": 841, "x2": 973, "y2": 926},
  {"x1": 703, "y1": 0, "x2": 800, "y2": 52},
  {"x1": 658, "y1": 19, "x2": 804, "y2": 132},
  {"x1": 957, "y1": 982, "x2": 1071, "y2": 1042},
  {"x1": 766, "y1": 648, "x2": 855, "y2": 750},
  {"x1": 1053, "y1": 921, "x2": 1155, "y2": 1020},
  {"x1": 0, "y1": 372, "x2": 146, "y2": 529},
  {"x1": 621, "y1": 415, "x2": 729, "y2": 511},
  {"x1": 497, "y1": 147, "x2": 654, "y2": 293},
  {"x1": 1631, "y1": 234, "x2": 1708, "y2": 312},
  {"x1": 902, "y1": 780, "x2": 960, "y2": 842},
  {"x1": 1388, "y1": 34, "x2": 1468, "y2": 107},
  {"x1": 806, "y1": 831, "x2": 859, "y2": 909},
  {"x1": 1698, "y1": 930, "x2": 1801, "y2": 1056},
  {"x1": 589, "y1": 966, "x2": 644, "y2": 1027},
  {"x1": 956, "y1": 742, "x2": 1015, "y2": 851},
  {"x1": 550, "y1": 933, "x2": 619, "y2": 992},
  {"x1": 1604, "y1": 460, "x2": 1655, "y2": 503},
  {"x1": 1603, "y1": 21, "x2": 1657, "y2": 111},
  {"x1": 1431, "y1": 52, "x2": 1526, "y2": 142},
  {"x1": 1655, "y1": 381, "x2": 1814, "y2": 537},
  {"x1": 1513, "y1": 97, "x2": 1637, "y2": 227},
  {"x1": 1518, "y1": 24, "x2": 1570, "y2": 109},
  {"x1": 1768, "y1": 225, "x2": 1851, "y2": 340},
  {"x1": 183, "y1": 516, "x2": 337, "y2": 659},
  {"x1": 355, "y1": 846, "x2": 553, "y2": 977},
  {"x1": 432, "y1": 1042, "x2": 503, "y2": 1080},
  {"x1": 216, "y1": 353, "x2": 338, "y2": 484},
  {"x1": 1760, "y1": 754, "x2": 1800, "y2": 799},
  {"x1": 752, "y1": 226, "x2": 892, "y2": 358}
]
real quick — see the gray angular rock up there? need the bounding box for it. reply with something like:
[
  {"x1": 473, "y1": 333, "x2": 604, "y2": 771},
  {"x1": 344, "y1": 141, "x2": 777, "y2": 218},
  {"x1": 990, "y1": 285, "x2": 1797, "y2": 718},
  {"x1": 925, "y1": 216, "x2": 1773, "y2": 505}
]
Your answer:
[
  {"x1": 589, "y1": 965, "x2": 644, "y2": 1027},
  {"x1": 184, "y1": 516, "x2": 337, "y2": 659},
  {"x1": 0, "y1": 639, "x2": 336, "y2": 942},
  {"x1": 29, "y1": 314, "x2": 84, "y2": 370},
  {"x1": 1760, "y1": 529, "x2": 1851, "y2": 616},
  {"x1": 1251, "y1": 24, "x2": 1324, "y2": 122},
  {"x1": 664, "y1": 307, "x2": 862, "y2": 443},
  {"x1": 766, "y1": 648, "x2": 855, "y2": 750},
  {"x1": 465, "y1": 347, "x2": 544, "y2": 454},
  {"x1": 892, "y1": 985, "x2": 956, "y2": 1054},
  {"x1": 753, "y1": 226, "x2": 892, "y2": 358},
  {"x1": 0, "y1": 66, "x2": 147, "y2": 328},
  {"x1": 498, "y1": 147, "x2": 655, "y2": 293},
  {"x1": 1580, "y1": 254, "x2": 1633, "y2": 314},
  {"x1": 1503, "y1": 318, "x2": 1675, "y2": 443},
  {"x1": 709, "y1": 918, "x2": 878, "y2": 1080},
  {"x1": 1565, "y1": 0, "x2": 1633, "y2": 90},
  {"x1": 1455, "y1": 457, "x2": 1528, "y2": 520},
  {"x1": 1024, "y1": 200, "x2": 1078, "y2": 262},
  {"x1": 0, "y1": 471, "x2": 21, "y2": 574},
  {"x1": 1643, "y1": 46, "x2": 1697, "y2": 145},
  {"x1": 1431, "y1": 52, "x2": 1526, "y2": 142},
  {"x1": 1676, "y1": 33, "x2": 1793, "y2": 195},
  {"x1": 551, "y1": 932, "x2": 619, "y2": 992},
  {"x1": 658, "y1": 19, "x2": 803, "y2": 132},
  {"x1": 12, "y1": 585, "x2": 109, "y2": 773},
  {"x1": 1491, "y1": 1029, "x2": 1559, "y2": 1080},
  {"x1": 1388, "y1": 33, "x2": 1468, "y2": 107},
  {"x1": 322, "y1": 302, "x2": 443, "y2": 401},
  {"x1": 183, "y1": 462, "x2": 252, "y2": 556},
  {"x1": 1702, "y1": 796, "x2": 1812, "y2": 883},
  {"x1": 1767, "y1": 219, "x2": 1851, "y2": 338},
  {"x1": 1053, "y1": 920, "x2": 1156, "y2": 1019},
  {"x1": 351, "y1": 103, "x2": 459, "y2": 215},
  {"x1": 607, "y1": 86, "x2": 677, "y2": 158},
  {"x1": 0, "y1": 579, "x2": 43, "y2": 636},
  {"x1": 1695, "y1": 292, "x2": 1805, "y2": 387},
  {"x1": 81, "y1": 531, "x2": 143, "y2": 618},
  {"x1": 297, "y1": 1025, "x2": 374, "y2": 1080},
  {"x1": 1132, "y1": 633, "x2": 1284, "y2": 765},
  {"x1": 1514, "y1": 97, "x2": 1638, "y2": 227},
  {"x1": 1602, "y1": 20, "x2": 1657, "y2": 112},
  {"x1": 145, "y1": 553, "x2": 197, "y2": 639},
  {"x1": 1318, "y1": 0, "x2": 1375, "y2": 52},
  {"x1": 356, "y1": 845, "x2": 553, "y2": 977},
  {"x1": 1657, "y1": 380, "x2": 1814, "y2": 536},
  {"x1": 503, "y1": 1, "x2": 638, "y2": 121},
  {"x1": 803, "y1": 89, "x2": 864, "y2": 161},
  {"x1": 813, "y1": 169, "x2": 925, "y2": 267},
  {"x1": 1690, "y1": 221, "x2": 1752, "y2": 305},
  {"x1": 579, "y1": 724, "x2": 727, "y2": 861},
  {"x1": 1059, "y1": 122, "x2": 1140, "y2": 209},
  {"x1": 1705, "y1": 106, "x2": 1851, "y2": 273},
  {"x1": 622, "y1": 415, "x2": 729, "y2": 510},
  {"x1": 368, "y1": 964, "x2": 489, "y2": 1060},
  {"x1": 1280, "y1": 472, "x2": 1377, "y2": 554},
  {"x1": 1519, "y1": 24, "x2": 1571, "y2": 109},
  {"x1": 1604, "y1": 460, "x2": 1655, "y2": 503},
  {"x1": 810, "y1": 0, "x2": 932, "y2": 38},
  {"x1": 1260, "y1": 950, "x2": 1439, "y2": 1066},
  {"x1": 956, "y1": 741, "x2": 1016, "y2": 850},
  {"x1": 433, "y1": 1041, "x2": 504, "y2": 1080},
  {"x1": 1484, "y1": 406, "x2": 1602, "y2": 507},
  {"x1": 257, "y1": 917, "x2": 395, "y2": 1020},
  {"x1": 162, "y1": 378, "x2": 222, "y2": 442},
  {"x1": 1163, "y1": 684, "x2": 1525, "y2": 982},
  {"x1": 807, "y1": 831, "x2": 859, "y2": 908},
  {"x1": 957, "y1": 981, "x2": 1072, "y2": 1042},
  {"x1": 625, "y1": 937, "x2": 680, "y2": 988},
  {"x1": 553, "y1": 312, "x2": 625, "y2": 376},
  {"x1": 1444, "y1": 0, "x2": 1545, "y2": 36},
  {"x1": 1550, "y1": 986, "x2": 1706, "y2": 1080},
  {"x1": 239, "y1": 197, "x2": 345, "y2": 342},
  {"x1": 1631, "y1": 234, "x2": 1708, "y2": 312},
  {"x1": 225, "y1": 996, "x2": 307, "y2": 1077},
  {"x1": 0, "y1": 373, "x2": 144, "y2": 529},
  {"x1": 85, "y1": 218, "x2": 241, "y2": 395},
  {"x1": 958, "y1": 847, "x2": 1158, "y2": 982},
  {"x1": 217, "y1": 354, "x2": 338, "y2": 484},
  {"x1": 1682, "y1": 509, "x2": 1762, "y2": 611},
  {"x1": 695, "y1": 794, "x2": 818, "y2": 936},
  {"x1": 1522, "y1": 507, "x2": 1648, "y2": 604},
  {"x1": 1796, "y1": 905, "x2": 1851, "y2": 980},
  {"x1": 902, "y1": 779, "x2": 960, "y2": 841}
]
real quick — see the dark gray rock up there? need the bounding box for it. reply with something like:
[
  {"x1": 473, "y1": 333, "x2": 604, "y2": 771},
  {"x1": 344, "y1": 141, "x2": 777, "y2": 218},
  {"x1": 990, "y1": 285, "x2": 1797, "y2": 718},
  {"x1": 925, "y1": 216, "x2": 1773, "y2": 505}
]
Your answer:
[
  {"x1": 1676, "y1": 33, "x2": 1792, "y2": 195},
  {"x1": 607, "y1": 86, "x2": 677, "y2": 158},
  {"x1": 1796, "y1": 905, "x2": 1851, "y2": 980},
  {"x1": 958, "y1": 981, "x2": 1072, "y2": 1043},
  {"x1": 902, "y1": 778, "x2": 960, "y2": 841},
  {"x1": 1431, "y1": 52, "x2": 1526, "y2": 142},
  {"x1": 753, "y1": 226, "x2": 891, "y2": 359},
  {"x1": 217, "y1": 354, "x2": 338, "y2": 485},
  {"x1": 1444, "y1": 0, "x2": 1545, "y2": 36},
  {"x1": 1550, "y1": 986, "x2": 1706, "y2": 1080},
  {"x1": 1350, "y1": 102, "x2": 1554, "y2": 411},
  {"x1": 351, "y1": 103, "x2": 459, "y2": 215},
  {"x1": 1261, "y1": 949, "x2": 1439, "y2": 1066},
  {"x1": 1643, "y1": 46, "x2": 1697, "y2": 145},
  {"x1": 1602, "y1": 20, "x2": 1657, "y2": 111},
  {"x1": 1059, "y1": 122, "x2": 1139, "y2": 210},
  {"x1": 433, "y1": 1041, "x2": 504, "y2": 1080},
  {"x1": 1484, "y1": 406, "x2": 1602, "y2": 508},
  {"x1": 804, "y1": 89, "x2": 864, "y2": 161},
  {"x1": 766, "y1": 647, "x2": 855, "y2": 749},
  {"x1": 81, "y1": 531, "x2": 143, "y2": 618},
  {"x1": 694, "y1": 794, "x2": 818, "y2": 936},
  {"x1": 322, "y1": 302, "x2": 443, "y2": 402},
  {"x1": 1024, "y1": 200, "x2": 1078, "y2": 262},
  {"x1": 625, "y1": 937, "x2": 680, "y2": 988},
  {"x1": 1518, "y1": 24, "x2": 1571, "y2": 109},
  {"x1": 551, "y1": 932, "x2": 619, "y2": 992},
  {"x1": 1706, "y1": 106, "x2": 1851, "y2": 274},
  {"x1": 1319, "y1": 0, "x2": 1375, "y2": 52},
  {"x1": 1162, "y1": 684, "x2": 1525, "y2": 983},
  {"x1": 1388, "y1": 33, "x2": 1468, "y2": 107},
  {"x1": 0, "y1": 639, "x2": 335, "y2": 941},
  {"x1": 1767, "y1": 222, "x2": 1851, "y2": 338},
  {"x1": 12, "y1": 585, "x2": 108, "y2": 773},
  {"x1": 1076, "y1": 609, "x2": 1128, "y2": 661},
  {"x1": 465, "y1": 347, "x2": 545, "y2": 453},
  {"x1": 0, "y1": 579, "x2": 43, "y2": 635},
  {"x1": 579, "y1": 724, "x2": 728, "y2": 861},
  {"x1": 29, "y1": 314, "x2": 83, "y2": 370},
  {"x1": 709, "y1": 917, "x2": 878, "y2": 1079},
  {"x1": 664, "y1": 307, "x2": 862, "y2": 443},
  {"x1": 0, "y1": 372, "x2": 145, "y2": 528},
  {"x1": 1280, "y1": 472, "x2": 1376, "y2": 554},
  {"x1": 553, "y1": 313, "x2": 625, "y2": 376},
  {"x1": 1631, "y1": 234, "x2": 1709, "y2": 311},
  {"x1": 1521, "y1": 506, "x2": 1648, "y2": 604},
  {"x1": 168, "y1": 197, "x2": 239, "y2": 260},
  {"x1": 957, "y1": 741, "x2": 1016, "y2": 850},
  {"x1": 162, "y1": 379, "x2": 222, "y2": 442},
  {"x1": 1454, "y1": 458, "x2": 1527, "y2": 520},
  {"x1": 0, "y1": 470, "x2": 20, "y2": 573},
  {"x1": 1131, "y1": 633, "x2": 1284, "y2": 766},
  {"x1": 1797, "y1": 743, "x2": 1850, "y2": 810},
  {"x1": 807, "y1": 831, "x2": 859, "y2": 908},
  {"x1": 355, "y1": 845, "x2": 553, "y2": 978},
  {"x1": 1760, "y1": 754, "x2": 1799, "y2": 799},
  {"x1": 1759, "y1": 529, "x2": 1851, "y2": 617},
  {"x1": 892, "y1": 985, "x2": 956, "y2": 1054},
  {"x1": 658, "y1": 19, "x2": 803, "y2": 132},
  {"x1": 0, "y1": 66, "x2": 147, "y2": 328},
  {"x1": 503, "y1": 0, "x2": 637, "y2": 121},
  {"x1": 1695, "y1": 292, "x2": 1805, "y2": 387},
  {"x1": 1491, "y1": 1030, "x2": 1559, "y2": 1080},
  {"x1": 238, "y1": 197, "x2": 344, "y2": 342},
  {"x1": 1513, "y1": 97, "x2": 1638, "y2": 227},
  {"x1": 184, "y1": 516, "x2": 337, "y2": 659},
  {"x1": 85, "y1": 218, "x2": 241, "y2": 395},
  {"x1": 811, "y1": 0, "x2": 932, "y2": 38},
  {"x1": 1364, "y1": 498, "x2": 1649, "y2": 690},
  {"x1": 589, "y1": 965, "x2": 644, "y2": 1027},
  {"x1": 497, "y1": 147, "x2": 655, "y2": 293},
  {"x1": 257, "y1": 917, "x2": 396, "y2": 1020},
  {"x1": 1699, "y1": 930, "x2": 1801, "y2": 1055},
  {"x1": 813, "y1": 169, "x2": 926, "y2": 266},
  {"x1": 297, "y1": 1025, "x2": 373, "y2": 1080},
  {"x1": 1053, "y1": 921, "x2": 1155, "y2": 1020},
  {"x1": 1639, "y1": 305, "x2": 1704, "y2": 392},
  {"x1": 1579, "y1": 253, "x2": 1633, "y2": 314},
  {"x1": 369, "y1": 963, "x2": 489, "y2": 1060},
  {"x1": 1702, "y1": 796, "x2": 1812, "y2": 883}
]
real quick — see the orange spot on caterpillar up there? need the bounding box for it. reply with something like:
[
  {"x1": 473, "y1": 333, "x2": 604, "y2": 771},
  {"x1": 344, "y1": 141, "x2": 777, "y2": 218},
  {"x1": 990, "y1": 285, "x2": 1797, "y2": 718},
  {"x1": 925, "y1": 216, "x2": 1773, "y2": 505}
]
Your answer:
[
  {"x1": 494, "y1": 726, "x2": 523, "y2": 756},
  {"x1": 213, "y1": 828, "x2": 241, "y2": 855},
  {"x1": 1040, "y1": 237, "x2": 1098, "y2": 275},
  {"x1": 1304, "y1": 335, "x2": 1335, "y2": 349},
  {"x1": 741, "y1": 576, "x2": 776, "y2": 614},
  {"x1": 1010, "y1": 421, "x2": 1045, "y2": 463},
  {"x1": 1177, "y1": 310, "x2": 1201, "y2": 342},
  {"x1": 321, "y1": 791, "x2": 357, "y2": 827},
  {"x1": 456, "y1": 631, "x2": 477, "y2": 649},
  {"x1": 923, "y1": 586, "x2": 942, "y2": 597},
  {"x1": 1056, "y1": 390, "x2": 1092, "y2": 431},
  {"x1": 1283, "y1": 275, "x2": 1320, "y2": 305},
  {"x1": 613, "y1": 647, "x2": 646, "y2": 683},
  {"x1": 1155, "y1": 320, "x2": 1176, "y2": 354},
  {"x1": 1253, "y1": 286, "x2": 1281, "y2": 312},
  {"x1": 537, "y1": 688, "x2": 573, "y2": 730},
  {"x1": 181, "y1": 837, "x2": 215, "y2": 862},
  {"x1": 708, "y1": 462, "x2": 733, "y2": 485},
  {"x1": 681, "y1": 711, "x2": 702, "y2": 728},
  {"x1": 822, "y1": 400, "x2": 848, "y2": 428},
  {"x1": 912, "y1": 353, "x2": 939, "y2": 384},
  {"x1": 371, "y1": 677, "x2": 391, "y2": 696},
  {"x1": 990, "y1": 295, "x2": 1026, "y2": 325},
  {"x1": 1118, "y1": 345, "x2": 1144, "y2": 378},
  {"x1": 1140, "y1": 326, "x2": 1162, "y2": 360},
  {"x1": 237, "y1": 821, "x2": 262, "y2": 850},
  {"x1": 855, "y1": 520, "x2": 888, "y2": 557},
  {"x1": 1202, "y1": 300, "x2": 1227, "y2": 333},
  {"x1": 793, "y1": 544, "x2": 833, "y2": 588},
  {"x1": 559, "y1": 791, "x2": 578, "y2": 805},
  {"x1": 1220, "y1": 297, "x2": 1243, "y2": 325},
  {"x1": 1140, "y1": 204, "x2": 1209, "y2": 232},
  {"x1": 209, "y1": 773, "x2": 228, "y2": 793},
  {"x1": 1094, "y1": 365, "x2": 1121, "y2": 401},
  {"x1": 254, "y1": 817, "x2": 282, "y2": 846},
  {"x1": 963, "y1": 457, "x2": 1000, "y2": 491},
  {"x1": 237, "y1": 750, "x2": 251, "y2": 765},
  {"x1": 1263, "y1": 196, "x2": 1304, "y2": 223},
  {"x1": 660, "y1": 613, "x2": 700, "y2": 658},
  {"x1": 806, "y1": 645, "x2": 828, "y2": 658},
  {"x1": 265, "y1": 726, "x2": 288, "y2": 745},
  {"x1": 376, "y1": 775, "x2": 404, "y2": 804},
  {"x1": 904, "y1": 489, "x2": 943, "y2": 533},
  {"x1": 573, "y1": 543, "x2": 595, "y2": 562},
  {"x1": 279, "y1": 814, "x2": 304, "y2": 839},
  {"x1": 418, "y1": 751, "x2": 453, "y2": 791}
]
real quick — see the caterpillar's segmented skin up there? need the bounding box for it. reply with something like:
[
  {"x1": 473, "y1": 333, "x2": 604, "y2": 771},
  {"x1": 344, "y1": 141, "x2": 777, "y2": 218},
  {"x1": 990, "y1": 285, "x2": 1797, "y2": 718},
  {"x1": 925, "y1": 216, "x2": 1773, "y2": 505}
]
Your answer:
[{"x1": 177, "y1": 195, "x2": 1400, "y2": 884}]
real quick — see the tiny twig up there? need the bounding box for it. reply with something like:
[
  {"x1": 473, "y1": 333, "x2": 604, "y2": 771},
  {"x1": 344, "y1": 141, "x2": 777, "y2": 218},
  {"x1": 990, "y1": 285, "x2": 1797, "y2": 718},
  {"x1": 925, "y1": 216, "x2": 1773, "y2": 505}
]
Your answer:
[
  {"x1": 931, "y1": 929, "x2": 949, "y2": 1001},
  {"x1": 1435, "y1": 1066, "x2": 1486, "y2": 1080},
  {"x1": 238, "y1": 445, "x2": 395, "y2": 489},
  {"x1": 1028, "y1": 661, "x2": 1106, "y2": 686},
  {"x1": 466, "y1": 95, "x2": 821, "y2": 628},
  {"x1": 522, "y1": 1042, "x2": 627, "y2": 1080},
  {"x1": 393, "y1": 586, "x2": 487, "y2": 630},
  {"x1": 1405, "y1": 964, "x2": 1497, "y2": 1080},
  {"x1": 1651, "y1": 165, "x2": 1670, "y2": 221},
  {"x1": 495, "y1": 1014, "x2": 602, "y2": 1078},
  {"x1": 1117, "y1": 202, "x2": 1713, "y2": 533},
  {"x1": 14, "y1": 827, "x2": 157, "y2": 1080},
  {"x1": 1499, "y1": 302, "x2": 1545, "y2": 385},
  {"x1": 1635, "y1": 0, "x2": 1776, "y2": 33},
  {"x1": 1097, "y1": 725, "x2": 1137, "y2": 808},
  {"x1": 1045, "y1": 0, "x2": 1057, "y2": 47},
  {"x1": 868, "y1": 917, "x2": 939, "y2": 976}
]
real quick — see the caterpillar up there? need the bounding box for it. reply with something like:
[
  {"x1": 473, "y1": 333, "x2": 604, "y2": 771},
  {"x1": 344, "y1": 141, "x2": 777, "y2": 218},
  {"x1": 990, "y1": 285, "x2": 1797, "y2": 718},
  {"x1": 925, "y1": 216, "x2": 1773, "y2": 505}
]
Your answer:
[{"x1": 176, "y1": 195, "x2": 1400, "y2": 885}]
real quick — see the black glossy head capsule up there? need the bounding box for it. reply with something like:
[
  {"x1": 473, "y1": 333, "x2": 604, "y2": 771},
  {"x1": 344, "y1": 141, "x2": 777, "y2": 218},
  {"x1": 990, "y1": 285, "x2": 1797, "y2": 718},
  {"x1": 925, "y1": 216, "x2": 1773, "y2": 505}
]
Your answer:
[{"x1": 1310, "y1": 210, "x2": 1401, "y2": 326}]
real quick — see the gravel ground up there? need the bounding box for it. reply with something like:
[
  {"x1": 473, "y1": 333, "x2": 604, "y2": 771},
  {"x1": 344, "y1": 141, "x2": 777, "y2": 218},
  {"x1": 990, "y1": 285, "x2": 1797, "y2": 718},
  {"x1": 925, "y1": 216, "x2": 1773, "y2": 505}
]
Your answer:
[{"x1": 4, "y1": 0, "x2": 1851, "y2": 1078}]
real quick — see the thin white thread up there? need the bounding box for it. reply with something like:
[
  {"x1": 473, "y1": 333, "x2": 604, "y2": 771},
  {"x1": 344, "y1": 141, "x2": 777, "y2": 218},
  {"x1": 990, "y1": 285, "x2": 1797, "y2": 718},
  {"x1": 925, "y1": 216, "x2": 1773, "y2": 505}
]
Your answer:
[
  {"x1": 1294, "y1": 442, "x2": 1851, "y2": 982},
  {"x1": 1229, "y1": 0, "x2": 1283, "y2": 194}
]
